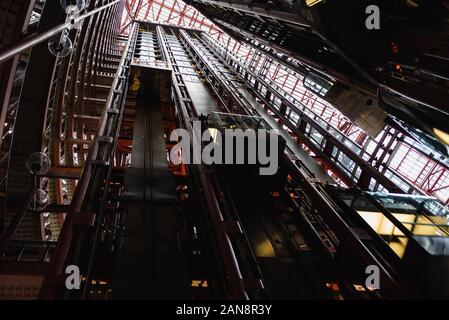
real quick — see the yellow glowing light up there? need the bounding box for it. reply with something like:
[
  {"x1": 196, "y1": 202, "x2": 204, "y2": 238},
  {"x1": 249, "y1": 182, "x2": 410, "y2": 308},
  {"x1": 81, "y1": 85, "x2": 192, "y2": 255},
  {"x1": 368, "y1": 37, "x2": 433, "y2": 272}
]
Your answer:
[
  {"x1": 406, "y1": 0, "x2": 419, "y2": 8},
  {"x1": 191, "y1": 280, "x2": 201, "y2": 287},
  {"x1": 208, "y1": 128, "x2": 219, "y2": 142},
  {"x1": 353, "y1": 284, "x2": 367, "y2": 292},
  {"x1": 356, "y1": 210, "x2": 449, "y2": 258},
  {"x1": 357, "y1": 211, "x2": 408, "y2": 258},
  {"x1": 306, "y1": 0, "x2": 323, "y2": 7},
  {"x1": 433, "y1": 128, "x2": 449, "y2": 146},
  {"x1": 191, "y1": 280, "x2": 208, "y2": 288},
  {"x1": 255, "y1": 239, "x2": 276, "y2": 258},
  {"x1": 326, "y1": 282, "x2": 340, "y2": 292}
]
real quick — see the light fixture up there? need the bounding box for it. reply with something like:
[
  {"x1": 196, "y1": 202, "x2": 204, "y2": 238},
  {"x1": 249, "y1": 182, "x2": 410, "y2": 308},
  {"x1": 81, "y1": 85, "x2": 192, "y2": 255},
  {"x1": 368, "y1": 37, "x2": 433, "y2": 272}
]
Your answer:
[
  {"x1": 25, "y1": 152, "x2": 51, "y2": 175},
  {"x1": 305, "y1": 0, "x2": 324, "y2": 7},
  {"x1": 48, "y1": 30, "x2": 73, "y2": 58},
  {"x1": 47, "y1": 0, "x2": 86, "y2": 58},
  {"x1": 26, "y1": 152, "x2": 51, "y2": 211},
  {"x1": 433, "y1": 128, "x2": 449, "y2": 146},
  {"x1": 60, "y1": 0, "x2": 86, "y2": 12},
  {"x1": 30, "y1": 189, "x2": 49, "y2": 211}
]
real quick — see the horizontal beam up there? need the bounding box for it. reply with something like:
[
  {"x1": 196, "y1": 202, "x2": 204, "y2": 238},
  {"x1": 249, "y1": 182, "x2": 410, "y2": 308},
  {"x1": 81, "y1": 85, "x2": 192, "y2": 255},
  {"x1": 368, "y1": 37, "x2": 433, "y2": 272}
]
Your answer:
[
  {"x1": 41, "y1": 166, "x2": 83, "y2": 179},
  {"x1": 0, "y1": 261, "x2": 48, "y2": 275}
]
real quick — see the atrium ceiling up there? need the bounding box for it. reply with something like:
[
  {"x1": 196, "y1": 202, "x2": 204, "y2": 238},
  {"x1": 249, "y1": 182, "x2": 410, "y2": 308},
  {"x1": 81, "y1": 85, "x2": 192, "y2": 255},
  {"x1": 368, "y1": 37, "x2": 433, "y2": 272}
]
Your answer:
[
  {"x1": 121, "y1": 0, "x2": 223, "y2": 36},
  {"x1": 121, "y1": 0, "x2": 449, "y2": 205}
]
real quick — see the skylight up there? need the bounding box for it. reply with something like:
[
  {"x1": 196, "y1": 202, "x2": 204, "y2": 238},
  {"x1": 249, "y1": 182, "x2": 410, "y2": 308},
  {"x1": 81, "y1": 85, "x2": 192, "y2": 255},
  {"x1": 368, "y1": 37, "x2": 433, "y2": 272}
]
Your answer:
[{"x1": 121, "y1": 0, "x2": 223, "y2": 37}]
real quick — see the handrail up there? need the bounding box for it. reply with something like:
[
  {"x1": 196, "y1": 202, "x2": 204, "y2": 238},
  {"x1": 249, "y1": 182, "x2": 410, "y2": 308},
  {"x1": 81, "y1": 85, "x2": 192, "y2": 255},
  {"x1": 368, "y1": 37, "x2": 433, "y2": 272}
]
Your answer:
[
  {"x1": 0, "y1": 0, "x2": 121, "y2": 65},
  {"x1": 1, "y1": 239, "x2": 57, "y2": 262},
  {"x1": 0, "y1": 185, "x2": 38, "y2": 256}
]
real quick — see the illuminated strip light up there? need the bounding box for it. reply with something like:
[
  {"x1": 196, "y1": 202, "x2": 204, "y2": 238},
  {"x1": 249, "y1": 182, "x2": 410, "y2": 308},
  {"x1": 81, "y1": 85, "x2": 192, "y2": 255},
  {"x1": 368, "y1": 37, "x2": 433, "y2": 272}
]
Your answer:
[{"x1": 305, "y1": 0, "x2": 324, "y2": 7}]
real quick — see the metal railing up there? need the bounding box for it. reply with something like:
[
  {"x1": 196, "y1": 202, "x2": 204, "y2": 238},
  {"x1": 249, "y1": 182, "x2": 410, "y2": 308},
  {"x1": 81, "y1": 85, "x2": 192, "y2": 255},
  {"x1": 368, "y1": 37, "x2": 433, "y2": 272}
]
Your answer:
[
  {"x1": 201, "y1": 33, "x2": 430, "y2": 195},
  {"x1": 38, "y1": 21, "x2": 138, "y2": 299},
  {"x1": 0, "y1": 0, "x2": 121, "y2": 65},
  {"x1": 1, "y1": 240, "x2": 56, "y2": 262},
  {"x1": 182, "y1": 29, "x2": 400, "y2": 295}
]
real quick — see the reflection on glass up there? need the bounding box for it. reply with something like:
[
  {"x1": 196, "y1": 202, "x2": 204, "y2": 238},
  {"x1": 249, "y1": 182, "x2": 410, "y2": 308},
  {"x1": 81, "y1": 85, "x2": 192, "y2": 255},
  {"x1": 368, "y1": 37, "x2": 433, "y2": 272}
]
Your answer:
[
  {"x1": 255, "y1": 239, "x2": 276, "y2": 258},
  {"x1": 303, "y1": 72, "x2": 333, "y2": 96},
  {"x1": 357, "y1": 210, "x2": 409, "y2": 258},
  {"x1": 335, "y1": 190, "x2": 449, "y2": 258}
]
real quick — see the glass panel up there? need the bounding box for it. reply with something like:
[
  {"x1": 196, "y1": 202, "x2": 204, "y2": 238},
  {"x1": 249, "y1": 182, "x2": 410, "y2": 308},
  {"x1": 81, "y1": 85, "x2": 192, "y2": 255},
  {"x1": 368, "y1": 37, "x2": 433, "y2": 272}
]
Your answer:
[
  {"x1": 335, "y1": 191, "x2": 449, "y2": 258},
  {"x1": 357, "y1": 210, "x2": 408, "y2": 258},
  {"x1": 303, "y1": 72, "x2": 333, "y2": 97}
]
